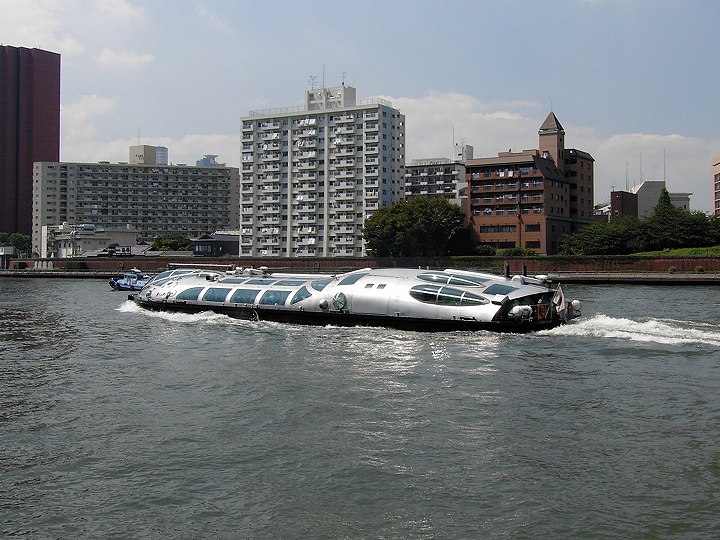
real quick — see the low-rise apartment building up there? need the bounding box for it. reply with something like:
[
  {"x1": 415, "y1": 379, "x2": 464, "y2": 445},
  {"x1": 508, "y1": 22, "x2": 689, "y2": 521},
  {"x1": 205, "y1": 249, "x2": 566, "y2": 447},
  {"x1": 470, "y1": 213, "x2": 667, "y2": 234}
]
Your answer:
[{"x1": 32, "y1": 146, "x2": 239, "y2": 256}]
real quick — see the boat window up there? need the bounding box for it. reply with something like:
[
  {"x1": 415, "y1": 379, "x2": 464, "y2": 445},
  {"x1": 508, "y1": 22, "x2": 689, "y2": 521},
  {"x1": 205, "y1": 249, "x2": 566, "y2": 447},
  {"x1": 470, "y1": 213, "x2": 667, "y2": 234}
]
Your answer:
[
  {"x1": 410, "y1": 284, "x2": 441, "y2": 303},
  {"x1": 483, "y1": 284, "x2": 518, "y2": 296},
  {"x1": 175, "y1": 287, "x2": 204, "y2": 301},
  {"x1": 259, "y1": 290, "x2": 291, "y2": 306},
  {"x1": 290, "y1": 286, "x2": 312, "y2": 304},
  {"x1": 377, "y1": 284, "x2": 387, "y2": 289},
  {"x1": 364, "y1": 283, "x2": 374, "y2": 288},
  {"x1": 246, "y1": 278, "x2": 277, "y2": 285},
  {"x1": 311, "y1": 279, "x2": 332, "y2": 291},
  {"x1": 202, "y1": 287, "x2": 232, "y2": 302},
  {"x1": 447, "y1": 275, "x2": 487, "y2": 287},
  {"x1": 275, "y1": 279, "x2": 307, "y2": 287},
  {"x1": 338, "y1": 272, "x2": 368, "y2": 286},
  {"x1": 417, "y1": 272, "x2": 450, "y2": 284},
  {"x1": 436, "y1": 287, "x2": 464, "y2": 305},
  {"x1": 409, "y1": 285, "x2": 489, "y2": 306},
  {"x1": 229, "y1": 289, "x2": 259, "y2": 304},
  {"x1": 153, "y1": 270, "x2": 174, "y2": 280},
  {"x1": 219, "y1": 277, "x2": 249, "y2": 284}
]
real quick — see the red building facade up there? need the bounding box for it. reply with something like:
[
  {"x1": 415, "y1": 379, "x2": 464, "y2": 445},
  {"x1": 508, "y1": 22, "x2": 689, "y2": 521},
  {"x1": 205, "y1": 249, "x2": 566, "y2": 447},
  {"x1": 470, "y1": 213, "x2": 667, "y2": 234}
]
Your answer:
[{"x1": 0, "y1": 46, "x2": 60, "y2": 235}]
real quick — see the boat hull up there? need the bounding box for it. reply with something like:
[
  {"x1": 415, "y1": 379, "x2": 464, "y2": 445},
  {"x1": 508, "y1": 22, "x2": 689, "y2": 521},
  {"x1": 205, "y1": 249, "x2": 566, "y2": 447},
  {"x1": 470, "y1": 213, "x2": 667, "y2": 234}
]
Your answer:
[{"x1": 128, "y1": 267, "x2": 579, "y2": 333}]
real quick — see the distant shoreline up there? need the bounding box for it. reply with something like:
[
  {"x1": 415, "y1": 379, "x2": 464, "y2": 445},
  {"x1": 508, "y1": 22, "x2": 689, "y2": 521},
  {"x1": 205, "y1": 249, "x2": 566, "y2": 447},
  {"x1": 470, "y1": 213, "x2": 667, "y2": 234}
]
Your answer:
[{"x1": 1, "y1": 268, "x2": 718, "y2": 285}]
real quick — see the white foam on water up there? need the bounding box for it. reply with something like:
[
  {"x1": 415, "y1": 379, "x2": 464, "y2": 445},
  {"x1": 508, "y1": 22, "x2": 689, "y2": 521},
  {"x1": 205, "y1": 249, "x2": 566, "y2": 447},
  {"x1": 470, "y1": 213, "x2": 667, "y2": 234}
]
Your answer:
[
  {"x1": 548, "y1": 313, "x2": 720, "y2": 347},
  {"x1": 116, "y1": 300, "x2": 234, "y2": 325}
]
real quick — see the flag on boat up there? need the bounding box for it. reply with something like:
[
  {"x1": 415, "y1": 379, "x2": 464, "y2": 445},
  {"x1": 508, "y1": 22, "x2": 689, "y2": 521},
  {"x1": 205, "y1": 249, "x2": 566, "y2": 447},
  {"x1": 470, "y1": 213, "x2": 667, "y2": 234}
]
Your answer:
[{"x1": 552, "y1": 285, "x2": 565, "y2": 313}]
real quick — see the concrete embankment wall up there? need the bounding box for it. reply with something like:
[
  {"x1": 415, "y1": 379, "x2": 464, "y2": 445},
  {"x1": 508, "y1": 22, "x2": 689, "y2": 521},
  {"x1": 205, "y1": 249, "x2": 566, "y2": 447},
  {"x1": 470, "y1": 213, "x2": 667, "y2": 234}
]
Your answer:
[{"x1": 4, "y1": 254, "x2": 719, "y2": 275}]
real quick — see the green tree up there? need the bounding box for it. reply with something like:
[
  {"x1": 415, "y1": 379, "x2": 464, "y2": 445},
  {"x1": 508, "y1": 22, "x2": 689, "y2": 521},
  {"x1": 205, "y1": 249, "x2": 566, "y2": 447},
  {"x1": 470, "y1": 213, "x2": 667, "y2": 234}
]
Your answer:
[
  {"x1": 151, "y1": 233, "x2": 193, "y2": 251},
  {"x1": 363, "y1": 197, "x2": 466, "y2": 257},
  {"x1": 0, "y1": 232, "x2": 32, "y2": 256},
  {"x1": 560, "y1": 189, "x2": 717, "y2": 255}
]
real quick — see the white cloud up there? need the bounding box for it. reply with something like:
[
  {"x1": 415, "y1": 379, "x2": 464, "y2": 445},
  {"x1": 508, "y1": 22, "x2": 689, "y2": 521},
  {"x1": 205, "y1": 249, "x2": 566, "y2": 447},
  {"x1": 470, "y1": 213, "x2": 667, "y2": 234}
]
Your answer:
[
  {"x1": 61, "y1": 95, "x2": 118, "y2": 159},
  {"x1": 0, "y1": 0, "x2": 84, "y2": 55},
  {"x1": 96, "y1": 47, "x2": 154, "y2": 68},
  {"x1": 93, "y1": 0, "x2": 145, "y2": 21}
]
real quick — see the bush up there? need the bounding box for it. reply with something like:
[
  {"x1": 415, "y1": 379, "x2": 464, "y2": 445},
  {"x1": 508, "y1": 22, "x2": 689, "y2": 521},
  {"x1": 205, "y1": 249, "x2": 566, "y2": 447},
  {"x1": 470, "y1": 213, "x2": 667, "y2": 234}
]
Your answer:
[
  {"x1": 65, "y1": 261, "x2": 88, "y2": 270},
  {"x1": 474, "y1": 244, "x2": 497, "y2": 256},
  {"x1": 668, "y1": 266, "x2": 677, "y2": 274},
  {"x1": 695, "y1": 265, "x2": 705, "y2": 274}
]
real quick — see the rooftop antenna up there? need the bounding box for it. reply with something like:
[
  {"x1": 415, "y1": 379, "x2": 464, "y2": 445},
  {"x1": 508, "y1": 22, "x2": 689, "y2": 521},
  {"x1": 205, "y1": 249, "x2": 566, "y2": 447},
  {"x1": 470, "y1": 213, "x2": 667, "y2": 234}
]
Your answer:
[
  {"x1": 309, "y1": 75, "x2": 316, "y2": 89},
  {"x1": 322, "y1": 64, "x2": 325, "y2": 90},
  {"x1": 342, "y1": 71, "x2": 346, "y2": 85},
  {"x1": 625, "y1": 161, "x2": 628, "y2": 191}
]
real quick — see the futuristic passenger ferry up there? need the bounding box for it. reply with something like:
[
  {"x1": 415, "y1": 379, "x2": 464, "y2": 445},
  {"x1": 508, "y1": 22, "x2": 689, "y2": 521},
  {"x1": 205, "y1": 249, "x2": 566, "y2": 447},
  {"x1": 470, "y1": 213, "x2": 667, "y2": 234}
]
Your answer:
[{"x1": 130, "y1": 267, "x2": 581, "y2": 333}]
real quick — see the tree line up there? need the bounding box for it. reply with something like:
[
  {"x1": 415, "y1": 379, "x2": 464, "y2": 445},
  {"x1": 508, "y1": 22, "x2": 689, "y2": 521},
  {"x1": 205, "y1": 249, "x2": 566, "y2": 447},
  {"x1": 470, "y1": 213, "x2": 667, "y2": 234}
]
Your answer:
[{"x1": 560, "y1": 188, "x2": 720, "y2": 255}]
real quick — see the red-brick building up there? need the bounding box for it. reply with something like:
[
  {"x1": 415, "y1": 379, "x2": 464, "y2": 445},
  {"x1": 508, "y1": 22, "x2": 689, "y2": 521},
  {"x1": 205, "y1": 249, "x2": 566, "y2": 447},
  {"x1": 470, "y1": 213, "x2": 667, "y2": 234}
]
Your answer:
[
  {"x1": 0, "y1": 46, "x2": 60, "y2": 235},
  {"x1": 466, "y1": 112, "x2": 594, "y2": 254}
]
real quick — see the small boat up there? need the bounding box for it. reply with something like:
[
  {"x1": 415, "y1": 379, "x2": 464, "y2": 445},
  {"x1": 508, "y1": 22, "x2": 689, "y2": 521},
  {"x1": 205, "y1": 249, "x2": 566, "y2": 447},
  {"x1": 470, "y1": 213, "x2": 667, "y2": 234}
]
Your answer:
[
  {"x1": 129, "y1": 267, "x2": 581, "y2": 333},
  {"x1": 109, "y1": 268, "x2": 154, "y2": 291}
]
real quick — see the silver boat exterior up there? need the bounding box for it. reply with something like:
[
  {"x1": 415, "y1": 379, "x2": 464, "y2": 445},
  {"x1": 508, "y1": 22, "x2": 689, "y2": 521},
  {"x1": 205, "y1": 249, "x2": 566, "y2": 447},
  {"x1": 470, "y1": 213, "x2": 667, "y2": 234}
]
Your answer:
[{"x1": 130, "y1": 267, "x2": 581, "y2": 333}]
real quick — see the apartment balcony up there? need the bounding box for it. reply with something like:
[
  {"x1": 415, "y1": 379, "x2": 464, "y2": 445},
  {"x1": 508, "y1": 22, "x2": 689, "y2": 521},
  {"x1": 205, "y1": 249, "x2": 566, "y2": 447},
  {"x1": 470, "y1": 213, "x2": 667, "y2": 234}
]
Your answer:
[
  {"x1": 334, "y1": 136, "x2": 355, "y2": 146},
  {"x1": 335, "y1": 147, "x2": 355, "y2": 156},
  {"x1": 296, "y1": 204, "x2": 317, "y2": 213},
  {"x1": 333, "y1": 191, "x2": 355, "y2": 201},
  {"x1": 297, "y1": 150, "x2": 317, "y2": 159},
  {"x1": 262, "y1": 173, "x2": 280, "y2": 182},
  {"x1": 365, "y1": 202, "x2": 379, "y2": 210},
  {"x1": 295, "y1": 193, "x2": 316, "y2": 202},
  {"x1": 336, "y1": 170, "x2": 355, "y2": 179},
  {"x1": 258, "y1": 226, "x2": 280, "y2": 235},
  {"x1": 335, "y1": 113, "x2": 355, "y2": 124},
  {"x1": 364, "y1": 145, "x2": 379, "y2": 154},
  {"x1": 335, "y1": 126, "x2": 355, "y2": 135},
  {"x1": 365, "y1": 135, "x2": 379, "y2": 143},
  {"x1": 261, "y1": 153, "x2": 281, "y2": 161},
  {"x1": 260, "y1": 216, "x2": 281, "y2": 225},
  {"x1": 261, "y1": 184, "x2": 281, "y2": 194},
  {"x1": 261, "y1": 131, "x2": 281, "y2": 141},
  {"x1": 337, "y1": 180, "x2": 355, "y2": 188},
  {"x1": 296, "y1": 139, "x2": 316, "y2": 148},
  {"x1": 295, "y1": 248, "x2": 317, "y2": 257},
  {"x1": 259, "y1": 121, "x2": 281, "y2": 130},
  {"x1": 260, "y1": 163, "x2": 281, "y2": 172},
  {"x1": 295, "y1": 215, "x2": 317, "y2": 224},
  {"x1": 364, "y1": 190, "x2": 379, "y2": 199},
  {"x1": 365, "y1": 157, "x2": 379, "y2": 165},
  {"x1": 296, "y1": 161, "x2": 316, "y2": 170},
  {"x1": 336, "y1": 159, "x2": 355, "y2": 167},
  {"x1": 258, "y1": 195, "x2": 281, "y2": 203},
  {"x1": 298, "y1": 129, "x2": 317, "y2": 138}
]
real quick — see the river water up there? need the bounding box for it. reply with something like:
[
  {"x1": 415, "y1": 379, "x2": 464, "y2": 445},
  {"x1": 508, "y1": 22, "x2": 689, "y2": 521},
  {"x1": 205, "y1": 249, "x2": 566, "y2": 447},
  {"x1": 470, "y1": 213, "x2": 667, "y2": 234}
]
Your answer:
[{"x1": 1, "y1": 277, "x2": 720, "y2": 539}]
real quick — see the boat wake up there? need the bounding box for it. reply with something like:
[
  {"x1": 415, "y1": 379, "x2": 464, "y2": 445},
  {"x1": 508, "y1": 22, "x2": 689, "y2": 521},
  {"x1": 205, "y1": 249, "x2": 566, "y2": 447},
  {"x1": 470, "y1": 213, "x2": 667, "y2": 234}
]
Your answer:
[
  {"x1": 116, "y1": 300, "x2": 234, "y2": 325},
  {"x1": 548, "y1": 313, "x2": 720, "y2": 347}
]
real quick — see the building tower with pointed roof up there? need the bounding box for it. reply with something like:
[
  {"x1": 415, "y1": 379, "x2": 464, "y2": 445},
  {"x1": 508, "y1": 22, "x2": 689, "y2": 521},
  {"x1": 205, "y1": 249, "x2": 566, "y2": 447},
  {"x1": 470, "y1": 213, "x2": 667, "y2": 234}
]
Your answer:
[{"x1": 538, "y1": 111, "x2": 565, "y2": 168}]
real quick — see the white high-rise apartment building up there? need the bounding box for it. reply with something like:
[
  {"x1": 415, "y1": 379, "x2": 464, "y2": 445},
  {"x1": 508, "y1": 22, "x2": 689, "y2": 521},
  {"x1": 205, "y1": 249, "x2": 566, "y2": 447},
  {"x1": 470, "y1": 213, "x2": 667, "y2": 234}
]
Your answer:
[{"x1": 240, "y1": 85, "x2": 405, "y2": 257}]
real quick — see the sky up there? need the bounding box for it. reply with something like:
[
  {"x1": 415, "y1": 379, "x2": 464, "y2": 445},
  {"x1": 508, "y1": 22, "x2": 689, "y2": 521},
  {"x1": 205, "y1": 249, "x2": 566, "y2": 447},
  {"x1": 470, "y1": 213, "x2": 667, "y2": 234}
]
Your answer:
[{"x1": 2, "y1": 0, "x2": 719, "y2": 211}]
